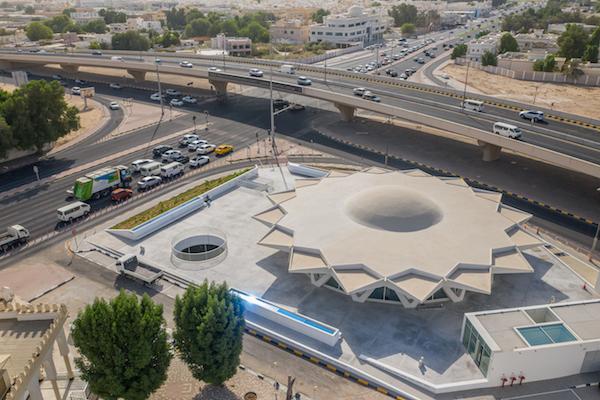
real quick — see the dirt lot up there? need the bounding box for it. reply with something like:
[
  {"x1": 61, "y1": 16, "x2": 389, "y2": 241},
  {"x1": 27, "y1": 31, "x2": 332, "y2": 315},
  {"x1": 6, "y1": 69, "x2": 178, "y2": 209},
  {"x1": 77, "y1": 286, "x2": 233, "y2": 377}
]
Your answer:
[{"x1": 442, "y1": 63, "x2": 600, "y2": 120}]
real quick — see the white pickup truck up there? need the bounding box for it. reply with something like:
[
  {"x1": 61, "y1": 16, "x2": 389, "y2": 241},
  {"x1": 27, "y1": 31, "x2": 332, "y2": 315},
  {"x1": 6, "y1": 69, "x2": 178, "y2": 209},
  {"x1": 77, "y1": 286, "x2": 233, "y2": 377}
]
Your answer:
[{"x1": 0, "y1": 225, "x2": 30, "y2": 253}]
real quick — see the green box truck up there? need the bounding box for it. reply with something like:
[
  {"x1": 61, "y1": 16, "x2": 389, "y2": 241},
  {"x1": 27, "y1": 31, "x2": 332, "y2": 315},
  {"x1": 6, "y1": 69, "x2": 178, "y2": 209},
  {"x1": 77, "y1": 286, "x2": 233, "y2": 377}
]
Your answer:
[{"x1": 72, "y1": 165, "x2": 132, "y2": 201}]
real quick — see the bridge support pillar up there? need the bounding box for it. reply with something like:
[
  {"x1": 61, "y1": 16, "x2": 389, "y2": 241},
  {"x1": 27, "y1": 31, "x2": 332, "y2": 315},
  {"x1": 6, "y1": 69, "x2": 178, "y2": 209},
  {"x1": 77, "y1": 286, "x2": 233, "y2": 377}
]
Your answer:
[
  {"x1": 478, "y1": 140, "x2": 502, "y2": 162},
  {"x1": 127, "y1": 69, "x2": 146, "y2": 83},
  {"x1": 334, "y1": 103, "x2": 356, "y2": 122},
  {"x1": 60, "y1": 64, "x2": 79, "y2": 73},
  {"x1": 209, "y1": 80, "x2": 228, "y2": 101}
]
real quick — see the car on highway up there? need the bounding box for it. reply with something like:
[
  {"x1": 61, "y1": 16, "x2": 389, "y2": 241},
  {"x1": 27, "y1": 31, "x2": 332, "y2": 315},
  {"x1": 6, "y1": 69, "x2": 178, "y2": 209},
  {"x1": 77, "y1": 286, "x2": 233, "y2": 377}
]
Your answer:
[
  {"x1": 52, "y1": 74, "x2": 62, "y2": 80},
  {"x1": 109, "y1": 83, "x2": 122, "y2": 90},
  {"x1": 91, "y1": 50, "x2": 103, "y2": 56},
  {"x1": 290, "y1": 103, "x2": 305, "y2": 111},
  {"x1": 111, "y1": 188, "x2": 133, "y2": 202},
  {"x1": 162, "y1": 149, "x2": 182, "y2": 162},
  {"x1": 180, "y1": 61, "x2": 193, "y2": 68},
  {"x1": 362, "y1": 91, "x2": 381, "y2": 102},
  {"x1": 109, "y1": 101, "x2": 120, "y2": 110},
  {"x1": 417, "y1": 58, "x2": 425, "y2": 64},
  {"x1": 297, "y1": 76, "x2": 312, "y2": 86},
  {"x1": 182, "y1": 95, "x2": 197, "y2": 104},
  {"x1": 137, "y1": 176, "x2": 162, "y2": 191},
  {"x1": 154, "y1": 58, "x2": 162, "y2": 64},
  {"x1": 152, "y1": 145, "x2": 172, "y2": 157},
  {"x1": 493, "y1": 122, "x2": 522, "y2": 139},
  {"x1": 179, "y1": 134, "x2": 199, "y2": 146},
  {"x1": 519, "y1": 110, "x2": 544, "y2": 122},
  {"x1": 196, "y1": 144, "x2": 216, "y2": 154},
  {"x1": 187, "y1": 139, "x2": 208, "y2": 151},
  {"x1": 190, "y1": 156, "x2": 210, "y2": 168},
  {"x1": 75, "y1": 79, "x2": 86, "y2": 85},
  {"x1": 71, "y1": 87, "x2": 81, "y2": 95},
  {"x1": 389, "y1": 70, "x2": 398, "y2": 77},
  {"x1": 273, "y1": 99, "x2": 290, "y2": 110},
  {"x1": 169, "y1": 98, "x2": 184, "y2": 107},
  {"x1": 353, "y1": 87, "x2": 367, "y2": 96},
  {"x1": 208, "y1": 66, "x2": 222, "y2": 72},
  {"x1": 249, "y1": 68, "x2": 264, "y2": 77},
  {"x1": 215, "y1": 144, "x2": 234, "y2": 156},
  {"x1": 171, "y1": 154, "x2": 190, "y2": 164},
  {"x1": 150, "y1": 92, "x2": 163, "y2": 101},
  {"x1": 131, "y1": 159, "x2": 154, "y2": 173},
  {"x1": 166, "y1": 89, "x2": 181, "y2": 96}
]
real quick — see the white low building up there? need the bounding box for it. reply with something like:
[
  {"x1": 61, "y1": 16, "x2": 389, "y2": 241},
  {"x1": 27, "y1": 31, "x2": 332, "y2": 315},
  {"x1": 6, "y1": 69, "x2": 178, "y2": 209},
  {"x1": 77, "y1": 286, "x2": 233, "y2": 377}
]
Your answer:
[
  {"x1": 210, "y1": 34, "x2": 252, "y2": 56},
  {"x1": 462, "y1": 299, "x2": 600, "y2": 387},
  {"x1": 270, "y1": 19, "x2": 310, "y2": 44},
  {"x1": 70, "y1": 10, "x2": 100, "y2": 24},
  {"x1": 515, "y1": 29, "x2": 559, "y2": 52},
  {"x1": 309, "y1": 6, "x2": 391, "y2": 47},
  {"x1": 466, "y1": 32, "x2": 501, "y2": 62},
  {"x1": 126, "y1": 17, "x2": 162, "y2": 33}
]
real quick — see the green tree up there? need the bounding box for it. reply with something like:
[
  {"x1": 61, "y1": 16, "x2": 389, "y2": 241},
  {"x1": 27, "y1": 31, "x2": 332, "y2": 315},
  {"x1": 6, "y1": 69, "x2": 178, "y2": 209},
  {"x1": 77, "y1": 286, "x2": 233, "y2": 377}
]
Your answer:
[
  {"x1": 44, "y1": 14, "x2": 72, "y2": 33},
  {"x1": 62, "y1": 7, "x2": 76, "y2": 16},
  {"x1": 220, "y1": 19, "x2": 239, "y2": 36},
  {"x1": 583, "y1": 44, "x2": 599, "y2": 63},
  {"x1": 111, "y1": 31, "x2": 151, "y2": 51},
  {"x1": 165, "y1": 7, "x2": 187, "y2": 30},
  {"x1": 400, "y1": 22, "x2": 416, "y2": 35},
  {"x1": 63, "y1": 21, "x2": 83, "y2": 33},
  {"x1": 388, "y1": 4, "x2": 418, "y2": 27},
  {"x1": 311, "y1": 8, "x2": 330, "y2": 23},
  {"x1": 476, "y1": 30, "x2": 490, "y2": 39},
  {"x1": 481, "y1": 50, "x2": 498, "y2": 66},
  {"x1": 558, "y1": 23, "x2": 589, "y2": 59},
  {"x1": 24, "y1": 5, "x2": 34, "y2": 14},
  {"x1": 451, "y1": 43, "x2": 468, "y2": 59},
  {"x1": 0, "y1": 115, "x2": 13, "y2": 159},
  {"x1": 185, "y1": 17, "x2": 210, "y2": 37},
  {"x1": 173, "y1": 281, "x2": 245, "y2": 386},
  {"x1": 1, "y1": 80, "x2": 79, "y2": 152},
  {"x1": 589, "y1": 26, "x2": 600, "y2": 47},
  {"x1": 25, "y1": 22, "x2": 53, "y2": 41},
  {"x1": 561, "y1": 58, "x2": 584, "y2": 80},
  {"x1": 240, "y1": 21, "x2": 269, "y2": 42},
  {"x1": 498, "y1": 32, "x2": 519, "y2": 54},
  {"x1": 82, "y1": 19, "x2": 107, "y2": 34},
  {"x1": 156, "y1": 30, "x2": 180, "y2": 47},
  {"x1": 72, "y1": 291, "x2": 171, "y2": 400},
  {"x1": 99, "y1": 9, "x2": 127, "y2": 24},
  {"x1": 185, "y1": 8, "x2": 204, "y2": 24}
]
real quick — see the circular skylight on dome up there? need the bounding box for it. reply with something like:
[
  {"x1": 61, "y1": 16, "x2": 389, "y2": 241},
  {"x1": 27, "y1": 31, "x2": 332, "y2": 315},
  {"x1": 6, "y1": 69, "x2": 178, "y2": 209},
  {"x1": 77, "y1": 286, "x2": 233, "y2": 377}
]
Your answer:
[{"x1": 344, "y1": 185, "x2": 443, "y2": 232}]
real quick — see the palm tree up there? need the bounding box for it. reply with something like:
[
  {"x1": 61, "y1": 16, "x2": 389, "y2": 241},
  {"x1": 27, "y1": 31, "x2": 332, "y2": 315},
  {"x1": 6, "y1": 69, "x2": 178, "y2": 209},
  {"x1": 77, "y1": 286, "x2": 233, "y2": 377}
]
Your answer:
[{"x1": 561, "y1": 59, "x2": 584, "y2": 82}]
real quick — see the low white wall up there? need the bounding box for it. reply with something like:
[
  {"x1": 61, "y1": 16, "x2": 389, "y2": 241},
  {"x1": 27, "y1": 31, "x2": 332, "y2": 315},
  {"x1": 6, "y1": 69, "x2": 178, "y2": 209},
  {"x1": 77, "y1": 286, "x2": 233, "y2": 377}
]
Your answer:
[
  {"x1": 107, "y1": 167, "x2": 258, "y2": 241},
  {"x1": 287, "y1": 162, "x2": 329, "y2": 178}
]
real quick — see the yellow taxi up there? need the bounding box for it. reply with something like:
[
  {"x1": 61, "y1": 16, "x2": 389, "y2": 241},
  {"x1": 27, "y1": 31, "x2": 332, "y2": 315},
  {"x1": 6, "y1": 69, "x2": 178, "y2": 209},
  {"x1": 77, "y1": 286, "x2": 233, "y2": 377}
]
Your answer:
[{"x1": 215, "y1": 144, "x2": 234, "y2": 156}]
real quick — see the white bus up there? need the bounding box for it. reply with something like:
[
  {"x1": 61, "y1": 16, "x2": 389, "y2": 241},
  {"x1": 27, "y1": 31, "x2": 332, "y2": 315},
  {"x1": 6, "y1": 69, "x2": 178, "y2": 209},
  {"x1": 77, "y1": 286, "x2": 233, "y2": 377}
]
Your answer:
[
  {"x1": 461, "y1": 99, "x2": 484, "y2": 112},
  {"x1": 493, "y1": 122, "x2": 522, "y2": 139},
  {"x1": 139, "y1": 161, "x2": 163, "y2": 177}
]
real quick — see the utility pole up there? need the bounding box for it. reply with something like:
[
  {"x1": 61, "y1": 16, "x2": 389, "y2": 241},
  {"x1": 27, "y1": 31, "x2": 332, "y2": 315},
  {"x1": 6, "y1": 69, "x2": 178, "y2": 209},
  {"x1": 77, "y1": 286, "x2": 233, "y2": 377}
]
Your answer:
[
  {"x1": 461, "y1": 60, "x2": 470, "y2": 111},
  {"x1": 155, "y1": 60, "x2": 164, "y2": 118}
]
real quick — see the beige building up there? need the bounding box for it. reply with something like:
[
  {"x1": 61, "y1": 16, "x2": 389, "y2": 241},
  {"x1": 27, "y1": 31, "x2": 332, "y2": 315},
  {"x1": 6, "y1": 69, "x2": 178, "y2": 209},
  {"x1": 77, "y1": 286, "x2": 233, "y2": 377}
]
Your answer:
[
  {"x1": 515, "y1": 29, "x2": 559, "y2": 53},
  {"x1": 210, "y1": 34, "x2": 252, "y2": 56},
  {"x1": 269, "y1": 19, "x2": 309, "y2": 44},
  {"x1": 0, "y1": 288, "x2": 72, "y2": 400},
  {"x1": 256, "y1": 168, "x2": 542, "y2": 308}
]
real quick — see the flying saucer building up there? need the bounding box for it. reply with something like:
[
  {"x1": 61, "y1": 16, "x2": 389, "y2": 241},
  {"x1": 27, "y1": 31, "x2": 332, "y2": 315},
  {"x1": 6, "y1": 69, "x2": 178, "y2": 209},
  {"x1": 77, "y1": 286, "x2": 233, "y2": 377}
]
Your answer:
[{"x1": 255, "y1": 168, "x2": 543, "y2": 308}]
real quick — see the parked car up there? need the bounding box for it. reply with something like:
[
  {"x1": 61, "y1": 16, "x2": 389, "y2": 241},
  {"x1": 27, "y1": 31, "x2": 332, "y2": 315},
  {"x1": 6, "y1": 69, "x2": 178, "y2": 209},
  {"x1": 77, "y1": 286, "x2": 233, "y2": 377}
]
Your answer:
[
  {"x1": 109, "y1": 101, "x2": 120, "y2": 110},
  {"x1": 57, "y1": 202, "x2": 91, "y2": 223},
  {"x1": 52, "y1": 74, "x2": 62, "y2": 80},
  {"x1": 91, "y1": 50, "x2": 103, "y2": 56},
  {"x1": 353, "y1": 87, "x2": 367, "y2": 96},
  {"x1": 131, "y1": 159, "x2": 154, "y2": 173},
  {"x1": 190, "y1": 156, "x2": 210, "y2": 168},
  {"x1": 166, "y1": 89, "x2": 181, "y2": 96},
  {"x1": 519, "y1": 110, "x2": 544, "y2": 122},
  {"x1": 187, "y1": 139, "x2": 208, "y2": 151},
  {"x1": 399, "y1": 73, "x2": 408, "y2": 80},
  {"x1": 297, "y1": 76, "x2": 312, "y2": 86},
  {"x1": 161, "y1": 149, "x2": 182, "y2": 162},
  {"x1": 137, "y1": 176, "x2": 162, "y2": 191},
  {"x1": 109, "y1": 83, "x2": 122, "y2": 89},
  {"x1": 180, "y1": 61, "x2": 193, "y2": 68},
  {"x1": 182, "y1": 95, "x2": 197, "y2": 104},
  {"x1": 362, "y1": 91, "x2": 381, "y2": 102},
  {"x1": 71, "y1": 87, "x2": 81, "y2": 95},
  {"x1": 170, "y1": 98, "x2": 184, "y2": 107},
  {"x1": 75, "y1": 79, "x2": 86, "y2": 85},
  {"x1": 389, "y1": 70, "x2": 398, "y2": 77},
  {"x1": 249, "y1": 68, "x2": 264, "y2": 77},
  {"x1": 196, "y1": 143, "x2": 216, "y2": 154},
  {"x1": 111, "y1": 188, "x2": 133, "y2": 202},
  {"x1": 215, "y1": 144, "x2": 234, "y2": 156},
  {"x1": 273, "y1": 99, "x2": 290, "y2": 110},
  {"x1": 290, "y1": 103, "x2": 305, "y2": 111},
  {"x1": 152, "y1": 145, "x2": 172, "y2": 158}
]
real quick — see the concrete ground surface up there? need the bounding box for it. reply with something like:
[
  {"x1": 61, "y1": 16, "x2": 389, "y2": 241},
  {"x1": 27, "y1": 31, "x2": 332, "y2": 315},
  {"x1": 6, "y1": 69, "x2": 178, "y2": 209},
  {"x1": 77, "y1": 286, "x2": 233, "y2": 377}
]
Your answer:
[
  {"x1": 308, "y1": 113, "x2": 600, "y2": 224},
  {"x1": 81, "y1": 165, "x2": 599, "y2": 400},
  {"x1": 109, "y1": 98, "x2": 185, "y2": 138}
]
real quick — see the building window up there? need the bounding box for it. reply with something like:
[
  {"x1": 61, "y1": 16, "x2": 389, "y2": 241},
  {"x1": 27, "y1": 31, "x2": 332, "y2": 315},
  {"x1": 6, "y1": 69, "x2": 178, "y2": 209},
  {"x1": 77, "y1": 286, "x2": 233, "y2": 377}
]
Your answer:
[
  {"x1": 369, "y1": 287, "x2": 384, "y2": 300},
  {"x1": 428, "y1": 289, "x2": 448, "y2": 301},
  {"x1": 462, "y1": 319, "x2": 492, "y2": 376},
  {"x1": 318, "y1": 32, "x2": 323, "y2": 35},
  {"x1": 326, "y1": 32, "x2": 333, "y2": 36},
  {"x1": 368, "y1": 287, "x2": 401, "y2": 303},
  {"x1": 324, "y1": 277, "x2": 341, "y2": 290},
  {"x1": 311, "y1": 31, "x2": 316, "y2": 35},
  {"x1": 339, "y1": 24, "x2": 345, "y2": 27}
]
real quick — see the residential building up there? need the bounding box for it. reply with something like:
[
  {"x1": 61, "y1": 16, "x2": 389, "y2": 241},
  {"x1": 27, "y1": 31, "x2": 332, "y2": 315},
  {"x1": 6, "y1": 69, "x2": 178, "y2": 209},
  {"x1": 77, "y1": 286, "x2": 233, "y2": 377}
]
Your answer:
[
  {"x1": 309, "y1": 6, "x2": 391, "y2": 47},
  {"x1": 70, "y1": 10, "x2": 101, "y2": 24},
  {"x1": 514, "y1": 29, "x2": 559, "y2": 53},
  {"x1": 126, "y1": 17, "x2": 163, "y2": 33},
  {"x1": 210, "y1": 34, "x2": 252, "y2": 56},
  {"x1": 108, "y1": 23, "x2": 128, "y2": 33},
  {"x1": 466, "y1": 32, "x2": 501, "y2": 62},
  {"x1": 547, "y1": 23, "x2": 598, "y2": 34},
  {"x1": 269, "y1": 19, "x2": 310, "y2": 44}
]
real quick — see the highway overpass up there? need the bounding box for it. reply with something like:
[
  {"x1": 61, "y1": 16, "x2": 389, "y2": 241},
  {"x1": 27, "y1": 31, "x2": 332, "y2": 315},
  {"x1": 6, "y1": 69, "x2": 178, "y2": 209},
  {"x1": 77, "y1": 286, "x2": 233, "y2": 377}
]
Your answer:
[{"x1": 1, "y1": 51, "x2": 599, "y2": 179}]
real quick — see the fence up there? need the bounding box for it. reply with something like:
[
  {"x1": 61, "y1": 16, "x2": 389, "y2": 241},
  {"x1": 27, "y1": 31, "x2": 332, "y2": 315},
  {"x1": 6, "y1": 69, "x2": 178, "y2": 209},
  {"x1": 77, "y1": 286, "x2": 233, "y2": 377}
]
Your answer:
[{"x1": 455, "y1": 58, "x2": 600, "y2": 87}]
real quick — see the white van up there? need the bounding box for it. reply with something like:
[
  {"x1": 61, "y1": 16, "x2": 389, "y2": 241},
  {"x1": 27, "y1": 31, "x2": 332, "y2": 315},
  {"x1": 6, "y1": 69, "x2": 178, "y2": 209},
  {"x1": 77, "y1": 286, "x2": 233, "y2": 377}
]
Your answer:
[
  {"x1": 493, "y1": 122, "x2": 522, "y2": 139},
  {"x1": 131, "y1": 159, "x2": 153, "y2": 173},
  {"x1": 57, "y1": 201, "x2": 91, "y2": 222},
  {"x1": 461, "y1": 99, "x2": 484, "y2": 112},
  {"x1": 280, "y1": 64, "x2": 296, "y2": 74},
  {"x1": 139, "y1": 161, "x2": 163, "y2": 177},
  {"x1": 160, "y1": 162, "x2": 184, "y2": 179},
  {"x1": 111, "y1": 56, "x2": 124, "y2": 61}
]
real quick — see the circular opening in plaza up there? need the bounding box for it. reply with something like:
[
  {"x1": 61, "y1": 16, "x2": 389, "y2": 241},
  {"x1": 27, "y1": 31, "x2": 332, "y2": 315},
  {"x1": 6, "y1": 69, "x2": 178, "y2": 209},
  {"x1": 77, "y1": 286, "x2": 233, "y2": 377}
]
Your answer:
[{"x1": 171, "y1": 228, "x2": 227, "y2": 268}]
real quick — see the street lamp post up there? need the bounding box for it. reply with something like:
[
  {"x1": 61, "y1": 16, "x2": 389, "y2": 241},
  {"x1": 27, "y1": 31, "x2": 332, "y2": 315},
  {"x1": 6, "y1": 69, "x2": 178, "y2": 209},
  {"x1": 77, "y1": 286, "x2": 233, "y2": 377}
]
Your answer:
[
  {"x1": 461, "y1": 60, "x2": 470, "y2": 111},
  {"x1": 590, "y1": 188, "x2": 600, "y2": 261}
]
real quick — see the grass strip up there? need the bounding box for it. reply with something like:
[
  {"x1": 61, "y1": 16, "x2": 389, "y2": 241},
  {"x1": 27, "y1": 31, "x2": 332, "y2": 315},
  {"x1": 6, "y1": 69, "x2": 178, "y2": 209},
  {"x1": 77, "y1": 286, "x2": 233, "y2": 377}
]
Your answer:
[{"x1": 111, "y1": 168, "x2": 250, "y2": 230}]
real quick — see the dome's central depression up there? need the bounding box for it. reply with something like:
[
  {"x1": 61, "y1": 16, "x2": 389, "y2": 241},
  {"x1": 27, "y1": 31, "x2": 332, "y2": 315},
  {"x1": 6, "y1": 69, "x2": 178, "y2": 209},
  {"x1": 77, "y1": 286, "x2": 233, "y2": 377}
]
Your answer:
[{"x1": 344, "y1": 185, "x2": 443, "y2": 232}]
